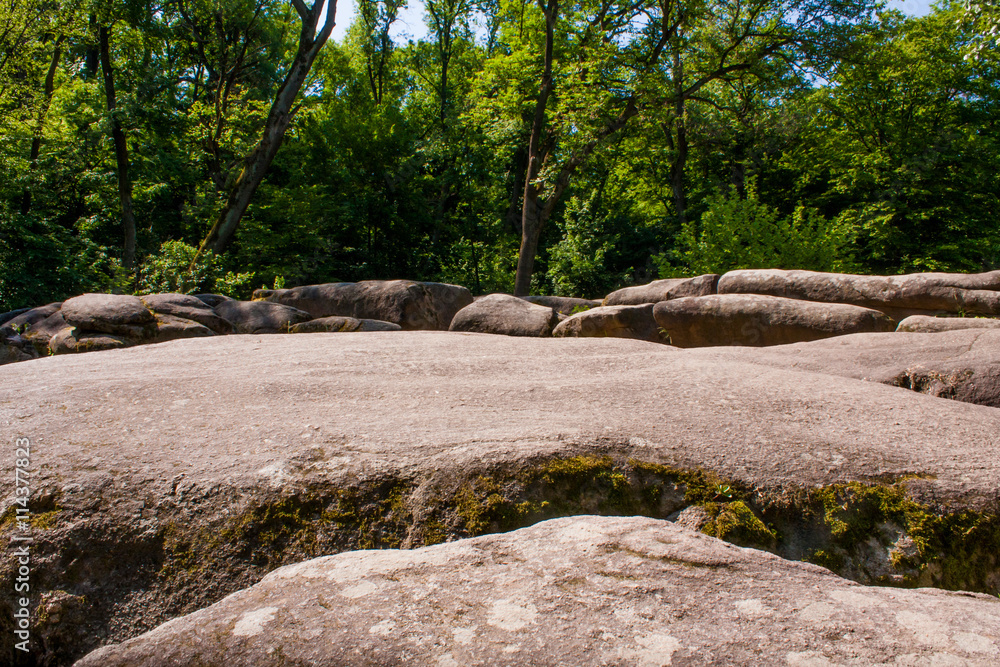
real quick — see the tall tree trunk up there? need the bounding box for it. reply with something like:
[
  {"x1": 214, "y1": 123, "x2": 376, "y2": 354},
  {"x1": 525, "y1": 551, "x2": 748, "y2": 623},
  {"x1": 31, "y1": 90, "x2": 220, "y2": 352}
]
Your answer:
[
  {"x1": 669, "y1": 51, "x2": 688, "y2": 228},
  {"x1": 20, "y1": 35, "x2": 64, "y2": 215},
  {"x1": 193, "y1": 0, "x2": 337, "y2": 261},
  {"x1": 513, "y1": 0, "x2": 557, "y2": 297},
  {"x1": 504, "y1": 145, "x2": 527, "y2": 236},
  {"x1": 99, "y1": 24, "x2": 137, "y2": 271}
]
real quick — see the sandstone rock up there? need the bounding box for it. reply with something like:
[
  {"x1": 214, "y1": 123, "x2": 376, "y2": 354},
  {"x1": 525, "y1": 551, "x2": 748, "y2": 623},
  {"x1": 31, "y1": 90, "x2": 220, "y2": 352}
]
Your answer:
[
  {"x1": 521, "y1": 295, "x2": 603, "y2": 315},
  {"x1": 212, "y1": 300, "x2": 312, "y2": 334},
  {"x1": 0, "y1": 337, "x2": 36, "y2": 365},
  {"x1": 553, "y1": 304, "x2": 664, "y2": 344},
  {"x1": 5, "y1": 334, "x2": 1000, "y2": 663},
  {"x1": 61, "y1": 293, "x2": 156, "y2": 338},
  {"x1": 897, "y1": 315, "x2": 1000, "y2": 333},
  {"x1": 140, "y1": 293, "x2": 234, "y2": 334},
  {"x1": 718, "y1": 269, "x2": 1000, "y2": 319},
  {"x1": 421, "y1": 281, "x2": 476, "y2": 328},
  {"x1": 193, "y1": 293, "x2": 234, "y2": 307},
  {"x1": 0, "y1": 307, "x2": 30, "y2": 327},
  {"x1": 602, "y1": 274, "x2": 719, "y2": 306},
  {"x1": 0, "y1": 301, "x2": 62, "y2": 335},
  {"x1": 689, "y1": 328, "x2": 1000, "y2": 408},
  {"x1": 77, "y1": 515, "x2": 1000, "y2": 667},
  {"x1": 152, "y1": 314, "x2": 216, "y2": 343},
  {"x1": 289, "y1": 316, "x2": 402, "y2": 333},
  {"x1": 449, "y1": 293, "x2": 559, "y2": 336},
  {"x1": 49, "y1": 328, "x2": 132, "y2": 355},
  {"x1": 20, "y1": 311, "x2": 68, "y2": 353},
  {"x1": 254, "y1": 280, "x2": 472, "y2": 330},
  {"x1": 653, "y1": 294, "x2": 896, "y2": 347}
]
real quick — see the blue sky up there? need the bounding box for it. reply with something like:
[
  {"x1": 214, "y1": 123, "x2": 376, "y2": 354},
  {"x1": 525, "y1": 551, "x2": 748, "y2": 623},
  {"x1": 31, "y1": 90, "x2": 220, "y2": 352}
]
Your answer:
[{"x1": 329, "y1": 0, "x2": 937, "y2": 44}]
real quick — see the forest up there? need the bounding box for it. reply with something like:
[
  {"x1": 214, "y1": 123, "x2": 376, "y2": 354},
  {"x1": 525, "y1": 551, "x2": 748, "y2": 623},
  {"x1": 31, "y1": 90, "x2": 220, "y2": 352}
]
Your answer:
[{"x1": 0, "y1": 0, "x2": 997, "y2": 311}]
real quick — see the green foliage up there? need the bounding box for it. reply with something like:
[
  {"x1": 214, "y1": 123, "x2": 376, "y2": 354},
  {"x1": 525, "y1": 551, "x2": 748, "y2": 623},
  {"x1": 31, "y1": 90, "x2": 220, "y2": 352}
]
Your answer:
[
  {"x1": 136, "y1": 240, "x2": 254, "y2": 297},
  {"x1": 660, "y1": 180, "x2": 853, "y2": 277},
  {"x1": 546, "y1": 194, "x2": 625, "y2": 298},
  {"x1": 0, "y1": 0, "x2": 996, "y2": 311}
]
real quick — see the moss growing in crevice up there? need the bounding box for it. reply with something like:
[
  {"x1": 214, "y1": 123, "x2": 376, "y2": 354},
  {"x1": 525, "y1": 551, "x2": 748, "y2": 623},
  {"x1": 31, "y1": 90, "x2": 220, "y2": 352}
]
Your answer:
[
  {"x1": 147, "y1": 456, "x2": 1000, "y2": 602},
  {"x1": 701, "y1": 500, "x2": 777, "y2": 549},
  {"x1": 796, "y1": 481, "x2": 1000, "y2": 593}
]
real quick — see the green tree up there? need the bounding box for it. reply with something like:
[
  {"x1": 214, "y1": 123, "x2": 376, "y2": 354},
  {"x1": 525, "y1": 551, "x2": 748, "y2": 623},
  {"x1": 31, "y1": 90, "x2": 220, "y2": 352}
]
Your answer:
[
  {"x1": 665, "y1": 179, "x2": 852, "y2": 276},
  {"x1": 785, "y1": 7, "x2": 1000, "y2": 272}
]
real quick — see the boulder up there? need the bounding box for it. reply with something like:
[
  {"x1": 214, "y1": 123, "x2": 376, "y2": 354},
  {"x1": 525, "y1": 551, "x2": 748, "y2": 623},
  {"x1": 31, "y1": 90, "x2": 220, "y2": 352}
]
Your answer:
[
  {"x1": 213, "y1": 300, "x2": 312, "y2": 334},
  {"x1": 897, "y1": 315, "x2": 1000, "y2": 333},
  {"x1": 140, "y1": 293, "x2": 234, "y2": 334},
  {"x1": 718, "y1": 269, "x2": 1000, "y2": 319},
  {"x1": 0, "y1": 307, "x2": 30, "y2": 327},
  {"x1": 61, "y1": 293, "x2": 156, "y2": 338},
  {"x1": 448, "y1": 293, "x2": 559, "y2": 337},
  {"x1": 6, "y1": 333, "x2": 1000, "y2": 663},
  {"x1": 0, "y1": 337, "x2": 36, "y2": 365},
  {"x1": 688, "y1": 328, "x2": 1000, "y2": 408},
  {"x1": 289, "y1": 316, "x2": 401, "y2": 333},
  {"x1": 553, "y1": 304, "x2": 664, "y2": 344},
  {"x1": 19, "y1": 311, "x2": 68, "y2": 354},
  {"x1": 193, "y1": 293, "x2": 234, "y2": 307},
  {"x1": 78, "y1": 515, "x2": 1000, "y2": 667},
  {"x1": 152, "y1": 314, "x2": 216, "y2": 343},
  {"x1": 602, "y1": 274, "x2": 719, "y2": 306},
  {"x1": 521, "y1": 295, "x2": 603, "y2": 315},
  {"x1": 653, "y1": 294, "x2": 896, "y2": 347},
  {"x1": 254, "y1": 280, "x2": 472, "y2": 330},
  {"x1": 0, "y1": 301, "x2": 62, "y2": 335},
  {"x1": 49, "y1": 328, "x2": 132, "y2": 355},
  {"x1": 421, "y1": 281, "x2": 476, "y2": 328}
]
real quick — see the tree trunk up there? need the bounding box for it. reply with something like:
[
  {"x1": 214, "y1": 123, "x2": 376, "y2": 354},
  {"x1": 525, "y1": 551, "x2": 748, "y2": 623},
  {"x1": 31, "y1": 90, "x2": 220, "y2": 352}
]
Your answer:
[
  {"x1": 669, "y1": 51, "x2": 688, "y2": 228},
  {"x1": 504, "y1": 145, "x2": 527, "y2": 236},
  {"x1": 513, "y1": 0, "x2": 557, "y2": 297},
  {"x1": 514, "y1": 186, "x2": 545, "y2": 296},
  {"x1": 20, "y1": 35, "x2": 64, "y2": 215},
  {"x1": 99, "y1": 24, "x2": 137, "y2": 271},
  {"x1": 193, "y1": 0, "x2": 337, "y2": 261}
]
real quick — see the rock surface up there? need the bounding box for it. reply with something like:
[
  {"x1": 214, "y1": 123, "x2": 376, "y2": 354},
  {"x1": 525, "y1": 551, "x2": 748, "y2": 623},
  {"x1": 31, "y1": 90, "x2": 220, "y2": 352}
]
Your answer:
[
  {"x1": 61, "y1": 293, "x2": 157, "y2": 338},
  {"x1": 49, "y1": 328, "x2": 133, "y2": 354},
  {"x1": 0, "y1": 332, "x2": 1000, "y2": 664},
  {"x1": 602, "y1": 274, "x2": 719, "y2": 306},
  {"x1": 718, "y1": 269, "x2": 1000, "y2": 319},
  {"x1": 152, "y1": 314, "x2": 216, "y2": 343},
  {"x1": 897, "y1": 315, "x2": 1000, "y2": 333},
  {"x1": 289, "y1": 316, "x2": 402, "y2": 333},
  {"x1": 140, "y1": 293, "x2": 234, "y2": 334},
  {"x1": 520, "y1": 295, "x2": 603, "y2": 315},
  {"x1": 653, "y1": 294, "x2": 896, "y2": 347},
  {"x1": 4, "y1": 333, "x2": 1000, "y2": 664},
  {"x1": 553, "y1": 304, "x2": 664, "y2": 343},
  {"x1": 212, "y1": 300, "x2": 312, "y2": 334},
  {"x1": 20, "y1": 311, "x2": 68, "y2": 353},
  {"x1": 254, "y1": 280, "x2": 472, "y2": 330},
  {"x1": 193, "y1": 293, "x2": 234, "y2": 307},
  {"x1": 449, "y1": 293, "x2": 560, "y2": 336},
  {"x1": 0, "y1": 307, "x2": 31, "y2": 327},
  {"x1": 0, "y1": 302, "x2": 62, "y2": 335},
  {"x1": 0, "y1": 337, "x2": 36, "y2": 364},
  {"x1": 689, "y1": 328, "x2": 1000, "y2": 408},
  {"x1": 77, "y1": 515, "x2": 1000, "y2": 667}
]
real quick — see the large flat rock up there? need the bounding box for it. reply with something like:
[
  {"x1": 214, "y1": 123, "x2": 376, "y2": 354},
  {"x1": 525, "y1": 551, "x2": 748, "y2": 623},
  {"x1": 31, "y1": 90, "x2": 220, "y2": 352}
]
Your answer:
[
  {"x1": 78, "y1": 515, "x2": 1000, "y2": 667},
  {"x1": 689, "y1": 329, "x2": 1000, "y2": 408},
  {"x1": 718, "y1": 269, "x2": 1000, "y2": 319},
  {"x1": 3, "y1": 333, "x2": 1000, "y2": 663}
]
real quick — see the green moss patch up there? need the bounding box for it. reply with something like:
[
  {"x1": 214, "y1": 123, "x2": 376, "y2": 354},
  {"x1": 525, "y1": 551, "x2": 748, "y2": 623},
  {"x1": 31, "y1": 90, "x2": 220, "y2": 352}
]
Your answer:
[{"x1": 146, "y1": 456, "x2": 1000, "y2": 598}]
